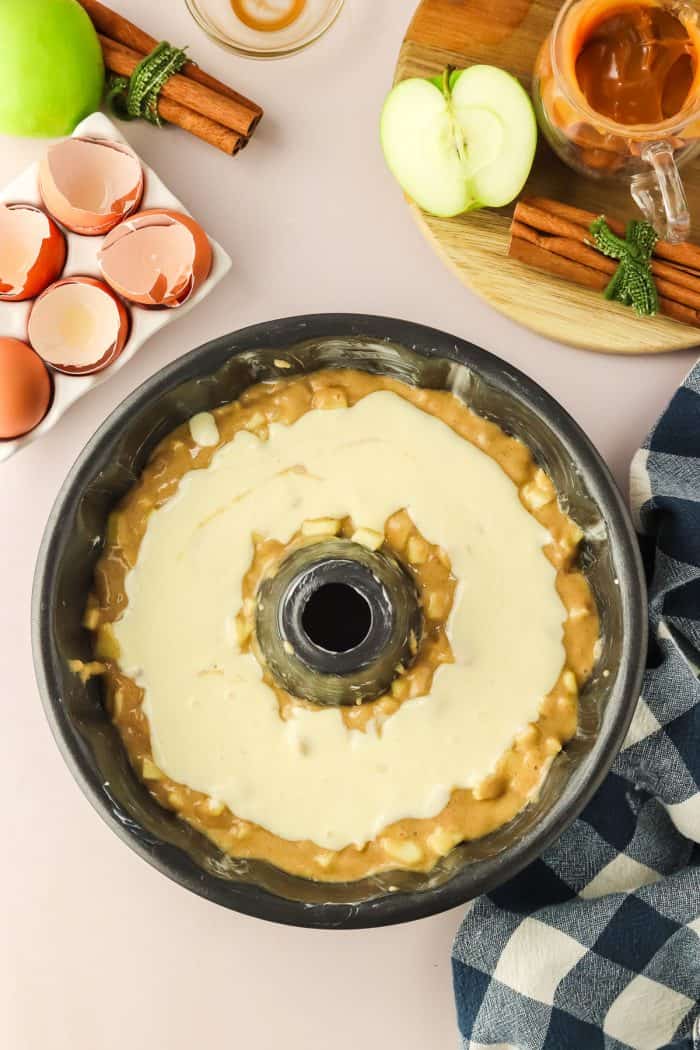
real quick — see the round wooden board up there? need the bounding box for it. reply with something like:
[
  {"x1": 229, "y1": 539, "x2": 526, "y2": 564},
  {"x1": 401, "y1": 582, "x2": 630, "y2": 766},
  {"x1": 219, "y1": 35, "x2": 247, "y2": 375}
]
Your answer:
[{"x1": 396, "y1": 0, "x2": 700, "y2": 354}]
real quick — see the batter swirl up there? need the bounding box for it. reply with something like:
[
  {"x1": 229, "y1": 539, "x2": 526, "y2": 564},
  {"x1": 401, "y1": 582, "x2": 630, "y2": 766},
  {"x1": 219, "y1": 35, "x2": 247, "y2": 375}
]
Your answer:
[{"x1": 84, "y1": 370, "x2": 598, "y2": 881}]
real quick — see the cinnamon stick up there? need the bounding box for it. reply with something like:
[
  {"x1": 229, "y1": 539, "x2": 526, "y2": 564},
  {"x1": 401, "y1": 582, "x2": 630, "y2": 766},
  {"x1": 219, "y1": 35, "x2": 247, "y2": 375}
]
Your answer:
[
  {"x1": 508, "y1": 233, "x2": 700, "y2": 329},
  {"x1": 524, "y1": 196, "x2": 700, "y2": 273},
  {"x1": 157, "y1": 96, "x2": 245, "y2": 155},
  {"x1": 80, "y1": 0, "x2": 262, "y2": 127},
  {"x1": 526, "y1": 197, "x2": 627, "y2": 237},
  {"x1": 100, "y1": 35, "x2": 259, "y2": 138},
  {"x1": 511, "y1": 219, "x2": 700, "y2": 311},
  {"x1": 515, "y1": 201, "x2": 594, "y2": 246},
  {"x1": 509, "y1": 235, "x2": 607, "y2": 293}
]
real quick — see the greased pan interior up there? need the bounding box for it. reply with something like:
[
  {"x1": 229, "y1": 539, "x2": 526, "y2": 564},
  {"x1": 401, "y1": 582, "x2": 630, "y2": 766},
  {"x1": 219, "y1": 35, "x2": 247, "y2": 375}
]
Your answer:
[{"x1": 32, "y1": 314, "x2": 646, "y2": 929}]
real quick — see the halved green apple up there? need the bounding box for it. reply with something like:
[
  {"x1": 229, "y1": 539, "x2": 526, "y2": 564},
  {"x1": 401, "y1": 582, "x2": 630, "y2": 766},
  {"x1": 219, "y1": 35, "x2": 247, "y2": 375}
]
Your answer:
[{"x1": 380, "y1": 65, "x2": 537, "y2": 218}]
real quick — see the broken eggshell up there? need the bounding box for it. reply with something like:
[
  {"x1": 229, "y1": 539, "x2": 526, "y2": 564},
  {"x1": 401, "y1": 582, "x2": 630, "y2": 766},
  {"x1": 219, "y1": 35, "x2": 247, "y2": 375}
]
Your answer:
[
  {"x1": 0, "y1": 203, "x2": 66, "y2": 301},
  {"x1": 98, "y1": 208, "x2": 213, "y2": 308},
  {"x1": 0, "y1": 337, "x2": 52, "y2": 439},
  {"x1": 28, "y1": 276, "x2": 130, "y2": 376},
  {"x1": 39, "y1": 136, "x2": 144, "y2": 237}
]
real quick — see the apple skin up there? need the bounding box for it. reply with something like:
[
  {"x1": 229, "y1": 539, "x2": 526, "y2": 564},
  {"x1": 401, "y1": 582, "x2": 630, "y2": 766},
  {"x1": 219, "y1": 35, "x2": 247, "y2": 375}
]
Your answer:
[{"x1": 0, "y1": 0, "x2": 104, "y2": 137}]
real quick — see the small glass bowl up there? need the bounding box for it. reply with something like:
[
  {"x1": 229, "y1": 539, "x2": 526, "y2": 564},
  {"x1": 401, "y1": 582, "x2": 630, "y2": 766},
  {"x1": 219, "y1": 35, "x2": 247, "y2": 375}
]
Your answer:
[{"x1": 184, "y1": 0, "x2": 344, "y2": 59}]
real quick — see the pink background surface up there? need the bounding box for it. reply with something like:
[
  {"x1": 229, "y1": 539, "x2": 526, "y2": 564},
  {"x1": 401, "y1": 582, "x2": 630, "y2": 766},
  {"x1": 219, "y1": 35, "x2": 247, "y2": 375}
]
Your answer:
[{"x1": 1, "y1": 3, "x2": 696, "y2": 1048}]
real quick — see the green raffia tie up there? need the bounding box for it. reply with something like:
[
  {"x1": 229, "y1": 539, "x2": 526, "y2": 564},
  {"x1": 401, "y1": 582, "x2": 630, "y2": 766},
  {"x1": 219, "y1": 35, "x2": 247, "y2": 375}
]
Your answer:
[
  {"x1": 589, "y1": 216, "x2": 659, "y2": 317},
  {"x1": 106, "y1": 41, "x2": 188, "y2": 127}
]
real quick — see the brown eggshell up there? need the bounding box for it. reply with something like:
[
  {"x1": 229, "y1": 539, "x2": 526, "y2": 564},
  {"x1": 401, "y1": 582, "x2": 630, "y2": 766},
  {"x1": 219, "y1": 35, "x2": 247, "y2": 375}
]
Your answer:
[
  {"x1": 98, "y1": 208, "x2": 213, "y2": 308},
  {"x1": 39, "y1": 137, "x2": 144, "y2": 236},
  {"x1": 0, "y1": 337, "x2": 52, "y2": 439},
  {"x1": 28, "y1": 276, "x2": 130, "y2": 376},
  {"x1": 0, "y1": 203, "x2": 66, "y2": 301}
]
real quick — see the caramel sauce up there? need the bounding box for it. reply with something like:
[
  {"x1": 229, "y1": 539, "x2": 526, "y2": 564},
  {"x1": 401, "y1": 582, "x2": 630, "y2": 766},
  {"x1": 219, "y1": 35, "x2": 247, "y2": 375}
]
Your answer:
[
  {"x1": 574, "y1": 4, "x2": 696, "y2": 124},
  {"x1": 231, "y1": 0, "x2": 306, "y2": 32}
]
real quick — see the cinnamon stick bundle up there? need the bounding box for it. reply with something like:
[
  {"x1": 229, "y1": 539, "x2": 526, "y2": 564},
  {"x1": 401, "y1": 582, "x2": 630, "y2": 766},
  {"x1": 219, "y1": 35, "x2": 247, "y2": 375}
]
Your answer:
[
  {"x1": 78, "y1": 0, "x2": 263, "y2": 155},
  {"x1": 80, "y1": 0, "x2": 262, "y2": 124},
  {"x1": 524, "y1": 197, "x2": 700, "y2": 272},
  {"x1": 509, "y1": 197, "x2": 700, "y2": 330},
  {"x1": 100, "y1": 36, "x2": 258, "y2": 138}
]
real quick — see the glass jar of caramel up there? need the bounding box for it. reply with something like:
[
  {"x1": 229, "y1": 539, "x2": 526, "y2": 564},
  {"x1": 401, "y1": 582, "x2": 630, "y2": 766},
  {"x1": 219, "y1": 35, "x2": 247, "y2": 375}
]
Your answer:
[{"x1": 533, "y1": 0, "x2": 700, "y2": 241}]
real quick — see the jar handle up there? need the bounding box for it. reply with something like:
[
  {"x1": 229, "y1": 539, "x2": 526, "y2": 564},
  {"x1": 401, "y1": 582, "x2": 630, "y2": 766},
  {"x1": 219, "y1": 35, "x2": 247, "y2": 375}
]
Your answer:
[{"x1": 631, "y1": 141, "x2": 690, "y2": 244}]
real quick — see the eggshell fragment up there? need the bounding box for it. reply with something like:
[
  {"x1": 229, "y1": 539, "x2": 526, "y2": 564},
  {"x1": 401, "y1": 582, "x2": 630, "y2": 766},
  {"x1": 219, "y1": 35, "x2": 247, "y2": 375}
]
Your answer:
[
  {"x1": 98, "y1": 209, "x2": 213, "y2": 308},
  {"x1": 39, "y1": 136, "x2": 144, "y2": 236},
  {"x1": 28, "y1": 277, "x2": 130, "y2": 376},
  {"x1": 0, "y1": 203, "x2": 66, "y2": 301},
  {"x1": 0, "y1": 338, "x2": 52, "y2": 439}
]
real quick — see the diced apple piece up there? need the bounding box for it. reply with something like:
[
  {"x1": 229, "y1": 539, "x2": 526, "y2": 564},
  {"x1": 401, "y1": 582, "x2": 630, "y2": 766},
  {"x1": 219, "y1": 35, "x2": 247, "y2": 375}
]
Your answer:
[
  {"x1": 301, "y1": 517, "x2": 342, "y2": 537},
  {"x1": 352, "y1": 527, "x2": 384, "y2": 550}
]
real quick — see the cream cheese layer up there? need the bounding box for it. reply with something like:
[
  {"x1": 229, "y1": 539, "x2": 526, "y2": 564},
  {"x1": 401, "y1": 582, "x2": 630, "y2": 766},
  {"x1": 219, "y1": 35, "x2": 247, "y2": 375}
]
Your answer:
[{"x1": 114, "y1": 390, "x2": 566, "y2": 850}]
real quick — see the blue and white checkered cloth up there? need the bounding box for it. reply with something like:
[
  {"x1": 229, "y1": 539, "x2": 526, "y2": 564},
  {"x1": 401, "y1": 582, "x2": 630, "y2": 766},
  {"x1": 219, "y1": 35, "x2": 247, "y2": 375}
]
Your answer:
[{"x1": 453, "y1": 364, "x2": 700, "y2": 1050}]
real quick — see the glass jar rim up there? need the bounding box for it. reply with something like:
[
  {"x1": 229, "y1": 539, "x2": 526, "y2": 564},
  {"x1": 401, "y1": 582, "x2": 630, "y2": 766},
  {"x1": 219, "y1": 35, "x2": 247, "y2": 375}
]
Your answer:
[{"x1": 184, "y1": 0, "x2": 344, "y2": 59}]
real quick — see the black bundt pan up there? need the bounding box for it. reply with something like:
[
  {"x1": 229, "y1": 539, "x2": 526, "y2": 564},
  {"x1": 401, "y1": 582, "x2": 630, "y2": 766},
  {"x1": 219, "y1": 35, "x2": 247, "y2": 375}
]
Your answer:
[{"x1": 32, "y1": 315, "x2": 647, "y2": 928}]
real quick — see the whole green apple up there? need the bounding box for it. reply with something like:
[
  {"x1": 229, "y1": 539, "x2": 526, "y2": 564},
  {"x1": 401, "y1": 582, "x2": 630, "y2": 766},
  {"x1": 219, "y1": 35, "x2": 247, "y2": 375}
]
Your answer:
[{"x1": 0, "y1": 0, "x2": 104, "y2": 137}]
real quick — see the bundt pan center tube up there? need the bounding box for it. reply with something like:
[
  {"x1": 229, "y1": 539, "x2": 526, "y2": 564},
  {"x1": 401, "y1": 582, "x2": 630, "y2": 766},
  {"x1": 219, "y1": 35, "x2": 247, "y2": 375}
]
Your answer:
[
  {"x1": 32, "y1": 314, "x2": 646, "y2": 929},
  {"x1": 256, "y1": 538, "x2": 423, "y2": 705}
]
